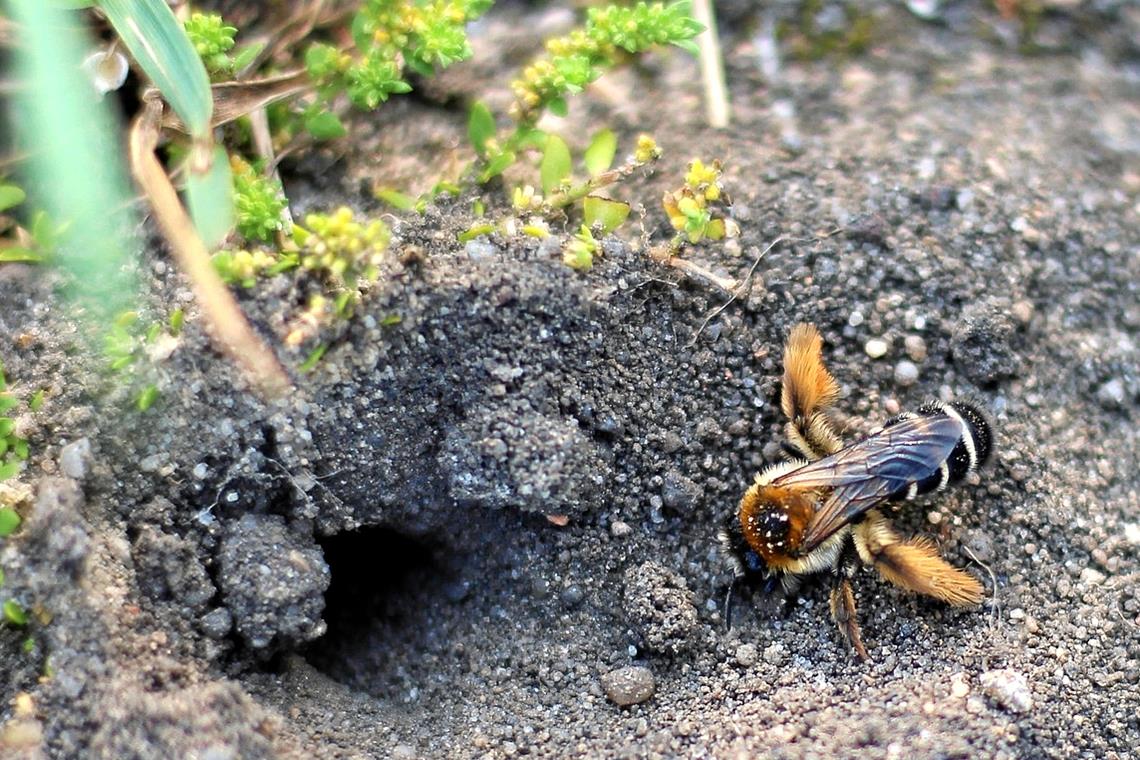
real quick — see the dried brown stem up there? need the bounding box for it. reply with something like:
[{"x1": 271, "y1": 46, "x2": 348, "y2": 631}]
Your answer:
[{"x1": 129, "y1": 96, "x2": 291, "y2": 399}]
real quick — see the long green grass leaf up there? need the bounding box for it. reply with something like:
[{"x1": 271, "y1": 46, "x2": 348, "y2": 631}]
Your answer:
[
  {"x1": 9, "y1": 0, "x2": 137, "y2": 320},
  {"x1": 185, "y1": 146, "x2": 234, "y2": 248},
  {"x1": 97, "y1": 0, "x2": 213, "y2": 137}
]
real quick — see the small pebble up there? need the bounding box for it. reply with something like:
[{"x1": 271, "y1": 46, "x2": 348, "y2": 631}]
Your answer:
[
  {"x1": 980, "y1": 669, "x2": 1033, "y2": 714},
  {"x1": 601, "y1": 666, "x2": 656, "y2": 706},
  {"x1": 904, "y1": 335, "x2": 927, "y2": 362},
  {"x1": 1011, "y1": 300, "x2": 1034, "y2": 325},
  {"x1": 864, "y1": 338, "x2": 889, "y2": 358},
  {"x1": 59, "y1": 438, "x2": 92, "y2": 480},
  {"x1": 848, "y1": 311, "x2": 865, "y2": 327},
  {"x1": 951, "y1": 677, "x2": 970, "y2": 699},
  {"x1": 560, "y1": 585, "x2": 584, "y2": 608},
  {"x1": 1078, "y1": 567, "x2": 1105, "y2": 586},
  {"x1": 735, "y1": 643, "x2": 758, "y2": 667},
  {"x1": 1096, "y1": 378, "x2": 1125, "y2": 408},
  {"x1": 763, "y1": 642, "x2": 787, "y2": 666},
  {"x1": 1124, "y1": 523, "x2": 1140, "y2": 546},
  {"x1": 198, "y1": 608, "x2": 233, "y2": 640},
  {"x1": 611, "y1": 520, "x2": 633, "y2": 538},
  {"x1": 894, "y1": 360, "x2": 919, "y2": 386},
  {"x1": 464, "y1": 240, "x2": 498, "y2": 260}
]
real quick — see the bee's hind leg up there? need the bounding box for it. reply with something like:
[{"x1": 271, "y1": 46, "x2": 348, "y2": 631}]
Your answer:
[{"x1": 829, "y1": 543, "x2": 871, "y2": 662}]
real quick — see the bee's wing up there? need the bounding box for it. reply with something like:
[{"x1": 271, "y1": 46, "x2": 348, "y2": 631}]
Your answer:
[{"x1": 772, "y1": 415, "x2": 964, "y2": 552}]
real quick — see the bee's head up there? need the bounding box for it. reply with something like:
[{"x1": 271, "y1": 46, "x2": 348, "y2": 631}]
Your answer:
[
  {"x1": 736, "y1": 484, "x2": 814, "y2": 565},
  {"x1": 718, "y1": 512, "x2": 767, "y2": 579}
]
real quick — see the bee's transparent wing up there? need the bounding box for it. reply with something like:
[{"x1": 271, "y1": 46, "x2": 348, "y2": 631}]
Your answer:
[{"x1": 772, "y1": 415, "x2": 964, "y2": 552}]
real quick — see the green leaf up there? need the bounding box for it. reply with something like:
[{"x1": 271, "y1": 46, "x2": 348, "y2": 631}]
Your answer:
[
  {"x1": 304, "y1": 109, "x2": 347, "y2": 140},
  {"x1": 515, "y1": 128, "x2": 547, "y2": 151},
  {"x1": 3, "y1": 600, "x2": 28, "y2": 626},
  {"x1": 672, "y1": 38, "x2": 700, "y2": 56},
  {"x1": 97, "y1": 0, "x2": 213, "y2": 137},
  {"x1": 136, "y1": 385, "x2": 159, "y2": 412},
  {"x1": 583, "y1": 196, "x2": 631, "y2": 235},
  {"x1": 9, "y1": 0, "x2": 139, "y2": 321},
  {"x1": 0, "y1": 247, "x2": 47, "y2": 264},
  {"x1": 168, "y1": 308, "x2": 184, "y2": 336},
  {"x1": 375, "y1": 189, "x2": 416, "y2": 211},
  {"x1": 458, "y1": 223, "x2": 496, "y2": 243},
  {"x1": 185, "y1": 145, "x2": 234, "y2": 248},
  {"x1": 478, "y1": 151, "x2": 516, "y2": 183},
  {"x1": 13, "y1": 440, "x2": 28, "y2": 460},
  {"x1": 540, "y1": 135, "x2": 572, "y2": 196},
  {"x1": 583, "y1": 129, "x2": 617, "y2": 177},
  {"x1": 299, "y1": 344, "x2": 328, "y2": 372},
  {"x1": 0, "y1": 396, "x2": 17, "y2": 414},
  {"x1": 0, "y1": 419, "x2": 13, "y2": 437},
  {"x1": 0, "y1": 506, "x2": 20, "y2": 536},
  {"x1": 548, "y1": 97, "x2": 568, "y2": 118},
  {"x1": 468, "y1": 101, "x2": 496, "y2": 157},
  {"x1": 0, "y1": 461, "x2": 17, "y2": 481},
  {"x1": 230, "y1": 42, "x2": 265, "y2": 73},
  {"x1": 0, "y1": 185, "x2": 26, "y2": 213}
]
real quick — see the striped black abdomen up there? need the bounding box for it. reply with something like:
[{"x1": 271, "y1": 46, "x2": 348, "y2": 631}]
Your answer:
[{"x1": 886, "y1": 400, "x2": 993, "y2": 500}]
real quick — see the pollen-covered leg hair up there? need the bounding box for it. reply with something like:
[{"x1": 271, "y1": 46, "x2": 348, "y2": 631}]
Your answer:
[
  {"x1": 829, "y1": 578, "x2": 870, "y2": 662},
  {"x1": 853, "y1": 511, "x2": 985, "y2": 607},
  {"x1": 781, "y1": 323, "x2": 843, "y2": 459}
]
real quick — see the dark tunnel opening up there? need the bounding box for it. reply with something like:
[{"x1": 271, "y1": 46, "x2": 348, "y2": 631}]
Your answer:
[{"x1": 304, "y1": 526, "x2": 449, "y2": 694}]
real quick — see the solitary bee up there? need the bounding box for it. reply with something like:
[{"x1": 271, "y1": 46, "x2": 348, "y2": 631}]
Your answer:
[{"x1": 720, "y1": 323, "x2": 993, "y2": 661}]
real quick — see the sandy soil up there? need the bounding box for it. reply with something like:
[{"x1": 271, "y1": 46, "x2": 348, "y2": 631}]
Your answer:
[{"x1": 1, "y1": 1, "x2": 1138, "y2": 758}]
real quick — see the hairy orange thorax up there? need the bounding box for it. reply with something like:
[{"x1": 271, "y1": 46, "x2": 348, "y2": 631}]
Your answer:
[{"x1": 738, "y1": 484, "x2": 818, "y2": 567}]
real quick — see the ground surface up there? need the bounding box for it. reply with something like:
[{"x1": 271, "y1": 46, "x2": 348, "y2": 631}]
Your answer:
[{"x1": 1, "y1": 1, "x2": 1139, "y2": 758}]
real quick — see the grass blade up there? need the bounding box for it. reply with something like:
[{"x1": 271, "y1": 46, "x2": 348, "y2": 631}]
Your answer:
[{"x1": 97, "y1": 0, "x2": 213, "y2": 137}]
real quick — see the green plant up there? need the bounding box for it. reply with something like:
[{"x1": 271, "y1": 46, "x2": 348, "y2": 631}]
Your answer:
[
  {"x1": 0, "y1": 507, "x2": 20, "y2": 537},
  {"x1": 102, "y1": 310, "x2": 184, "y2": 411},
  {"x1": 464, "y1": 2, "x2": 700, "y2": 189},
  {"x1": 510, "y1": 1, "x2": 703, "y2": 124},
  {"x1": 302, "y1": 0, "x2": 493, "y2": 137},
  {"x1": 0, "y1": 365, "x2": 30, "y2": 481},
  {"x1": 292, "y1": 207, "x2": 391, "y2": 317},
  {"x1": 232, "y1": 157, "x2": 289, "y2": 242},
  {"x1": 662, "y1": 158, "x2": 736, "y2": 246},
  {"x1": 183, "y1": 12, "x2": 238, "y2": 77}
]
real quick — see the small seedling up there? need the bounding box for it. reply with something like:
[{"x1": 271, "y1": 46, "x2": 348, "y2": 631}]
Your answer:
[
  {"x1": 662, "y1": 158, "x2": 737, "y2": 248},
  {"x1": 303, "y1": 0, "x2": 493, "y2": 138},
  {"x1": 649, "y1": 158, "x2": 740, "y2": 291},
  {"x1": 102, "y1": 310, "x2": 184, "y2": 412},
  {"x1": 0, "y1": 364, "x2": 29, "y2": 481},
  {"x1": 183, "y1": 12, "x2": 259, "y2": 79},
  {"x1": 0, "y1": 506, "x2": 20, "y2": 537},
  {"x1": 2, "y1": 599, "x2": 27, "y2": 626},
  {"x1": 509, "y1": 1, "x2": 703, "y2": 124},
  {"x1": 231, "y1": 157, "x2": 289, "y2": 243}
]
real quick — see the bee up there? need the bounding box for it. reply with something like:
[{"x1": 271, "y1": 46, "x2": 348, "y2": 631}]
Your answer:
[{"x1": 720, "y1": 323, "x2": 993, "y2": 661}]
